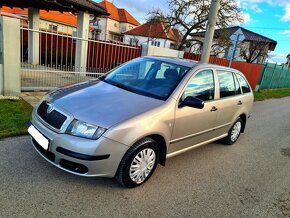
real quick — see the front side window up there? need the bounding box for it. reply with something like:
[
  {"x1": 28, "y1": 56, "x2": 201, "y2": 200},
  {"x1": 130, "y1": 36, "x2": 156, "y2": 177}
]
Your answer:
[
  {"x1": 236, "y1": 74, "x2": 251, "y2": 93},
  {"x1": 100, "y1": 58, "x2": 190, "y2": 100},
  {"x1": 217, "y1": 71, "x2": 241, "y2": 98},
  {"x1": 182, "y1": 70, "x2": 215, "y2": 101}
]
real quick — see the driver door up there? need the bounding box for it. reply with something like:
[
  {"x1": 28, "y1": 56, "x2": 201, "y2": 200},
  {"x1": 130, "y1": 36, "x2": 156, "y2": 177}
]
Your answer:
[{"x1": 169, "y1": 69, "x2": 220, "y2": 153}]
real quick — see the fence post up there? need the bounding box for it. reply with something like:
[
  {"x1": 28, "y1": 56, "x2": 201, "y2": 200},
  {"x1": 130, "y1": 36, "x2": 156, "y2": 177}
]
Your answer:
[
  {"x1": 283, "y1": 66, "x2": 290, "y2": 88},
  {"x1": 268, "y1": 63, "x2": 277, "y2": 89},
  {"x1": 75, "y1": 11, "x2": 90, "y2": 73},
  {"x1": 0, "y1": 19, "x2": 3, "y2": 95},
  {"x1": 28, "y1": 7, "x2": 40, "y2": 65},
  {"x1": 0, "y1": 16, "x2": 21, "y2": 96},
  {"x1": 277, "y1": 64, "x2": 284, "y2": 89},
  {"x1": 256, "y1": 62, "x2": 267, "y2": 91}
]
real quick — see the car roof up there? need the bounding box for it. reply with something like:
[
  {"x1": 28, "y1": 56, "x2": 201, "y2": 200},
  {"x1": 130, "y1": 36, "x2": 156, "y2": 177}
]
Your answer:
[
  {"x1": 142, "y1": 56, "x2": 241, "y2": 74},
  {"x1": 143, "y1": 56, "x2": 198, "y2": 68}
]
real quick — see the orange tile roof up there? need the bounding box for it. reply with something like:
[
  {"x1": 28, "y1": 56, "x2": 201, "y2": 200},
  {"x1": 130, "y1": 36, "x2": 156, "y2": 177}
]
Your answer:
[
  {"x1": 123, "y1": 20, "x2": 181, "y2": 42},
  {"x1": 0, "y1": 7, "x2": 77, "y2": 27},
  {"x1": 98, "y1": 0, "x2": 140, "y2": 26}
]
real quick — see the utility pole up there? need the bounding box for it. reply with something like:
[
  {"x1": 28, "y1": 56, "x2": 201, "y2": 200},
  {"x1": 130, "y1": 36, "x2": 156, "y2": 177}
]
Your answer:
[{"x1": 200, "y1": 0, "x2": 220, "y2": 63}]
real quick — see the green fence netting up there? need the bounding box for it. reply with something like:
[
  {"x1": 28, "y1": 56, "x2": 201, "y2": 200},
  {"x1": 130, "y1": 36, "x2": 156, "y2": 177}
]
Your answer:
[{"x1": 258, "y1": 63, "x2": 290, "y2": 90}]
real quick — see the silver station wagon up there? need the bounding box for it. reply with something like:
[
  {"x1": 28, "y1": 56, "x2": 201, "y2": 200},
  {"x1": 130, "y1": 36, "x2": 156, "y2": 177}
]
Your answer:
[{"x1": 28, "y1": 56, "x2": 254, "y2": 188}]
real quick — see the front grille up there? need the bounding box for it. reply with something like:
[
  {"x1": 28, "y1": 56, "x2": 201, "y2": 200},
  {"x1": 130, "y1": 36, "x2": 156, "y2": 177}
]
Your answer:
[{"x1": 37, "y1": 101, "x2": 67, "y2": 130}]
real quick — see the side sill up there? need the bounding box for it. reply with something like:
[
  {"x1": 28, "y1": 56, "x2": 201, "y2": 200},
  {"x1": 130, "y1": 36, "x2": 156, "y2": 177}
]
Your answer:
[{"x1": 166, "y1": 134, "x2": 228, "y2": 159}]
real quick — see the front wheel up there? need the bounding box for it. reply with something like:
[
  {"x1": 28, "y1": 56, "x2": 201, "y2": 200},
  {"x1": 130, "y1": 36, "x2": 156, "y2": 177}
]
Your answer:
[
  {"x1": 223, "y1": 118, "x2": 243, "y2": 145},
  {"x1": 115, "y1": 137, "x2": 159, "y2": 188}
]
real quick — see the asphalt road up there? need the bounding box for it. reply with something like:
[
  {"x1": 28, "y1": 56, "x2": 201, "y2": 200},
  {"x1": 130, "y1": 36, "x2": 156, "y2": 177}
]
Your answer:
[{"x1": 1, "y1": 97, "x2": 290, "y2": 218}]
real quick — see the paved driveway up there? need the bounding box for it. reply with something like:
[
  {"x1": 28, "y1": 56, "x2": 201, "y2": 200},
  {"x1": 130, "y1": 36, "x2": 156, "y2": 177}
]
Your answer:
[{"x1": 1, "y1": 97, "x2": 290, "y2": 217}]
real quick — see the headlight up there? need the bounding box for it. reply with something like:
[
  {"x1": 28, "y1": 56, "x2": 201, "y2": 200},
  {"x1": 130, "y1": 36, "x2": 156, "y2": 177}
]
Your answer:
[{"x1": 66, "y1": 120, "x2": 106, "y2": 140}]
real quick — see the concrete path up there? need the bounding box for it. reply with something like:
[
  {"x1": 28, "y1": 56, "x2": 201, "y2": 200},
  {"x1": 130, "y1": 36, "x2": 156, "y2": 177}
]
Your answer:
[
  {"x1": 21, "y1": 92, "x2": 46, "y2": 107},
  {"x1": 0, "y1": 97, "x2": 290, "y2": 217}
]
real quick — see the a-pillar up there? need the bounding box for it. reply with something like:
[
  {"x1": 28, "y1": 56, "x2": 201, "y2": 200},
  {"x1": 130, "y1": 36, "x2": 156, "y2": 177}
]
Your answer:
[
  {"x1": 75, "y1": 12, "x2": 90, "y2": 72},
  {"x1": 28, "y1": 7, "x2": 40, "y2": 65}
]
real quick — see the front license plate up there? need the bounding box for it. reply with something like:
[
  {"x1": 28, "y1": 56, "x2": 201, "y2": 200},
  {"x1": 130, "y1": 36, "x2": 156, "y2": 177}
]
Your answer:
[{"x1": 28, "y1": 125, "x2": 49, "y2": 150}]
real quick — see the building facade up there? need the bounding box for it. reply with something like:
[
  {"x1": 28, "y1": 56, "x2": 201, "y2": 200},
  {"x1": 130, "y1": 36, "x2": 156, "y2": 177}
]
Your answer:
[
  {"x1": 0, "y1": 7, "x2": 77, "y2": 35},
  {"x1": 92, "y1": 0, "x2": 140, "y2": 42},
  {"x1": 191, "y1": 26, "x2": 277, "y2": 64},
  {"x1": 123, "y1": 19, "x2": 182, "y2": 49}
]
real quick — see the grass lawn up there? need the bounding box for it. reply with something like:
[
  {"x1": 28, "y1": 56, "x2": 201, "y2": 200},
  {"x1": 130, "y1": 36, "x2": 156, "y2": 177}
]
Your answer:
[
  {"x1": 254, "y1": 88, "x2": 290, "y2": 101},
  {"x1": 0, "y1": 99, "x2": 32, "y2": 139}
]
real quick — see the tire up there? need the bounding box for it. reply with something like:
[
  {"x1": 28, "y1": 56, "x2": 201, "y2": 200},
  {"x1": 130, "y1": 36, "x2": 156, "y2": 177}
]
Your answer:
[
  {"x1": 223, "y1": 118, "x2": 243, "y2": 145},
  {"x1": 115, "y1": 137, "x2": 159, "y2": 188}
]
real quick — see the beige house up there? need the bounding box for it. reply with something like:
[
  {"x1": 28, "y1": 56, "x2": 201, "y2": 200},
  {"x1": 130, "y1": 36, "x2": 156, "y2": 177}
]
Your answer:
[{"x1": 92, "y1": 0, "x2": 140, "y2": 42}]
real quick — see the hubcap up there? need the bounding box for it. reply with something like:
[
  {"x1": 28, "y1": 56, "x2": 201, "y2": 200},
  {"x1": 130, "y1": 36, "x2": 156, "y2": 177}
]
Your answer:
[
  {"x1": 231, "y1": 121, "x2": 242, "y2": 142},
  {"x1": 129, "y1": 148, "x2": 156, "y2": 184}
]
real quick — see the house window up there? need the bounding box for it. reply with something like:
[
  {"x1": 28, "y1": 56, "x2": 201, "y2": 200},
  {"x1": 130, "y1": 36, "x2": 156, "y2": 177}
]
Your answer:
[
  {"x1": 92, "y1": 31, "x2": 100, "y2": 40},
  {"x1": 49, "y1": 24, "x2": 58, "y2": 32},
  {"x1": 170, "y1": 43, "x2": 176, "y2": 49},
  {"x1": 151, "y1": 41, "x2": 161, "y2": 47},
  {"x1": 129, "y1": 38, "x2": 134, "y2": 45},
  {"x1": 114, "y1": 23, "x2": 118, "y2": 27},
  {"x1": 129, "y1": 26, "x2": 133, "y2": 29}
]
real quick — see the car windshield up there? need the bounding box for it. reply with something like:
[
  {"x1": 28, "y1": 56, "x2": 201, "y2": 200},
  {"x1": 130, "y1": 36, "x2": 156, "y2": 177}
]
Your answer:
[{"x1": 99, "y1": 58, "x2": 191, "y2": 100}]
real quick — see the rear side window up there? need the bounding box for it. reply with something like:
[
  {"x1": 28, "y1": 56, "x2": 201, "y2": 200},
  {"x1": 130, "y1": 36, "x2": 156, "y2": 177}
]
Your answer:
[
  {"x1": 233, "y1": 74, "x2": 242, "y2": 95},
  {"x1": 183, "y1": 70, "x2": 215, "y2": 101},
  {"x1": 217, "y1": 70, "x2": 240, "y2": 98},
  {"x1": 236, "y1": 74, "x2": 251, "y2": 93}
]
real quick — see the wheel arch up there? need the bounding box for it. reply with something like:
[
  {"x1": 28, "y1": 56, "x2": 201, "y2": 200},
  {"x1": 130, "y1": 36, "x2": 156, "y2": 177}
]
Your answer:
[
  {"x1": 127, "y1": 134, "x2": 167, "y2": 166},
  {"x1": 146, "y1": 134, "x2": 167, "y2": 166},
  {"x1": 239, "y1": 113, "x2": 247, "y2": 133}
]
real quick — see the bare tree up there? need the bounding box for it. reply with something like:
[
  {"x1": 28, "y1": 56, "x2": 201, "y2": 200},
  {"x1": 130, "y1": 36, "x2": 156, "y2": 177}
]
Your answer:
[
  {"x1": 240, "y1": 41, "x2": 269, "y2": 63},
  {"x1": 189, "y1": 28, "x2": 232, "y2": 56},
  {"x1": 148, "y1": 0, "x2": 243, "y2": 50}
]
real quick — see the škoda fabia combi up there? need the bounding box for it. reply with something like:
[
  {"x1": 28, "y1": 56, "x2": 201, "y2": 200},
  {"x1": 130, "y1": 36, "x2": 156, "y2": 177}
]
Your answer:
[{"x1": 28, "y1": 56, "x2": 253, "y2": 188}]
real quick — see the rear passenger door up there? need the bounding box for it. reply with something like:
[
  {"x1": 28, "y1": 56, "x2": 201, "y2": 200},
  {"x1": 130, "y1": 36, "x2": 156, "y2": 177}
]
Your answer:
[{"x1": 215, "y1": 70, "x2": 243, "y2": 130}]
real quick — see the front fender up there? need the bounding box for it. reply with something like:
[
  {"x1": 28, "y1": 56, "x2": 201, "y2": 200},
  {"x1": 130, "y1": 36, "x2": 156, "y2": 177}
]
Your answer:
[{"x1": 103, "y1": 102, "x2": 175, "y2": 149}]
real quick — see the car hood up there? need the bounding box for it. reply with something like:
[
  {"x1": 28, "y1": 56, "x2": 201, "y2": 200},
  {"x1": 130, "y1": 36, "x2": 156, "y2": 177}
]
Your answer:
[{"x1": 47, "y1": 80, "x2": 164, "y2": 129}]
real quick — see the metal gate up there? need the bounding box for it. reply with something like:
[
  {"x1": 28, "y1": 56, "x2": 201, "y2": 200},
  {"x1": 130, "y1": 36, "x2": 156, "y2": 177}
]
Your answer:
[{"x1": 20, "y1": 22, "x2": 141, "y2": 91}]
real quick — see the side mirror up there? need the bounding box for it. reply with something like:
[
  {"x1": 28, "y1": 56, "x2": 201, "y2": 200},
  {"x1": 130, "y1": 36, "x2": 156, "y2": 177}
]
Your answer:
[{"x1": 179, "y1": 96, "x2": 204, "y2": 109}]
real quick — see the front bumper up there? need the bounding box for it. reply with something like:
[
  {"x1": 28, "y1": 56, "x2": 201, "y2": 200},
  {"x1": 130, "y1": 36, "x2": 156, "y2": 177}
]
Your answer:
[{"x1": 30, "y1": 114, "x2": 129, "y2": 178}]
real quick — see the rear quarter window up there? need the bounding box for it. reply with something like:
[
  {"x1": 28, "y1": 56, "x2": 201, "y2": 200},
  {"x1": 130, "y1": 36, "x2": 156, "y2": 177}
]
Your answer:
[{"x1": 236, "y1": 74, "x2": 251, "y2": 93}]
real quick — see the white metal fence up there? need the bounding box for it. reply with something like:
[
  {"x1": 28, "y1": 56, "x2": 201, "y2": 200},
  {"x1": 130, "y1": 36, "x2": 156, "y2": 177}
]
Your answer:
[
  {"x1": 21, "y1": 65, "x2": 104, "y2": 91},
  {"x1": 20, "y1": 21, "x2": 141, "y2": 91}
]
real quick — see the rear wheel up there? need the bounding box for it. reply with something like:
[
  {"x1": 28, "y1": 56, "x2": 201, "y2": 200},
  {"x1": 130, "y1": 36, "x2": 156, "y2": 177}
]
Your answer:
[
  {"x1": 115, "y1": 137, "x2": 159, "y2": 188},
  {"x1": 223, "y1": 118, "x2": 243, "y2": 145}
]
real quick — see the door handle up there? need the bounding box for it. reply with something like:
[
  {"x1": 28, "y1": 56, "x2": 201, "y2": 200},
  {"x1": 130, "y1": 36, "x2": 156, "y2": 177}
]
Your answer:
[
  {"x1": 210, "y1": 106, "x2": 218, "y2": 112},
  {"x1": 237, "y1": 101, "x2": 243, "y2": 105}
]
